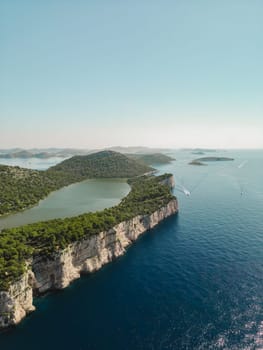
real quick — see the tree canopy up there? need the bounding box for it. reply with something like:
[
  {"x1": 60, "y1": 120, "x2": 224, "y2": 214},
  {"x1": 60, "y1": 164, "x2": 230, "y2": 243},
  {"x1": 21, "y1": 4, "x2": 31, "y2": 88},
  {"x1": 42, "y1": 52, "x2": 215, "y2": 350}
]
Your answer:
[{"x1": 0, "y1": 174, "x2": 175, "y2": 290}]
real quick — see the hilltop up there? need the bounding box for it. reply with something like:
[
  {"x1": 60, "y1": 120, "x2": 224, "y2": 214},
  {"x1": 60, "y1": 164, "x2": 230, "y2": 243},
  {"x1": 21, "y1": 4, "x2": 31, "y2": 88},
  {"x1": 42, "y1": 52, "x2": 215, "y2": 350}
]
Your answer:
[{"x1": 48, "y1": 151, "x2": 153, "y2": 179}]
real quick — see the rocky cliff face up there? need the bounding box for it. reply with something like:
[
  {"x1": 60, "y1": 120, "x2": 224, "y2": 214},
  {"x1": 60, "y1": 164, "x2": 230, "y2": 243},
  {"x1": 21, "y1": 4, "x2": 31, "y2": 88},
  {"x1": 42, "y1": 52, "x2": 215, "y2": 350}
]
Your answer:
[
  {"x1": 160, "y1": 174, "x2": 175, "y2": 189},
  {"x1": 0, "y1": 270, "x2": 35, "y2": 328},
  {"x1": 0, "y1": 198, "x2": 178, "y2": 329}
]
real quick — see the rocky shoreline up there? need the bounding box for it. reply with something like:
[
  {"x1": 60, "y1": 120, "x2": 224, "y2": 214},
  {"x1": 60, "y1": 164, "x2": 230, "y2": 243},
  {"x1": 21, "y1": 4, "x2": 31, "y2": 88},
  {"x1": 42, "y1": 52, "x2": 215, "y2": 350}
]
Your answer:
[{"x1": 0, "y1": 197, "x2": 178, "y2": 329}]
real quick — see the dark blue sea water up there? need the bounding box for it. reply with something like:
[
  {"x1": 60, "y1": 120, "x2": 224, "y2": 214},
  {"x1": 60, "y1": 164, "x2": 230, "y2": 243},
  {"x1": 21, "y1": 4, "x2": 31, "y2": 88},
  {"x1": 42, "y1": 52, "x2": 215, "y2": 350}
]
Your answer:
[{"x1": 1, "y1": 150, "x2": 263, "y2": 349}]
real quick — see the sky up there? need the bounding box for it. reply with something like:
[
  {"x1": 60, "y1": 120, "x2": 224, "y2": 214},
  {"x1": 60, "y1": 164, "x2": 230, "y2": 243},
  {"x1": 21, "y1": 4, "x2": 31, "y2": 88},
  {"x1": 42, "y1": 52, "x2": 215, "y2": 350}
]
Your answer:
[{"x1": 1, "y1": 0, "x2": 262, "y2": 149}]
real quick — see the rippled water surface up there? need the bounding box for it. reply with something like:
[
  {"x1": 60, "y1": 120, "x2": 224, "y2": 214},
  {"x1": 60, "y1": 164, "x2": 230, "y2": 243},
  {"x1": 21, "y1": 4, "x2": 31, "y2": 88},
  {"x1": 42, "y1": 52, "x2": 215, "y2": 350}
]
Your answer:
[{"x1": 0, "y1": 150, "x2": 263, "y2": 349}]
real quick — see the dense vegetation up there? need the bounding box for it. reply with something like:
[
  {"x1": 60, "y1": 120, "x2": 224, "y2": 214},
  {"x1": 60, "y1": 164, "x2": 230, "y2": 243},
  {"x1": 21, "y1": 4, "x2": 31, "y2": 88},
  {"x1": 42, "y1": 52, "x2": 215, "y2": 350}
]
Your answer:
[
  {"x1": 126, "y1": 153, "x2": 175, "y2": 165},
  {"x1": 0, "y1": 151, "x2": 153, "y2": 216},
  {"x1": 49, "y1": 150, "x2": 153, "y2": 179},
  {"x1": 0, "y1": 166, "x2": 57, "y2": 215},
  {"x1": 0, "y1": 174, "x2": 175, "y2": 290}
]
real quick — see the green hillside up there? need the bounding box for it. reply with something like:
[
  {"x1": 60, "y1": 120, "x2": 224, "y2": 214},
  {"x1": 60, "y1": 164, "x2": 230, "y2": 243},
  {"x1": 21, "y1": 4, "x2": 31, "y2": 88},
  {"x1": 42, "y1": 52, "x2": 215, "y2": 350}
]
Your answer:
[
  {"x1": 49, "y1": 150, "x2": 153, "y2": 179},
  {"x1": 0, "y1": 165, "x2": 75, "y2": 216}
]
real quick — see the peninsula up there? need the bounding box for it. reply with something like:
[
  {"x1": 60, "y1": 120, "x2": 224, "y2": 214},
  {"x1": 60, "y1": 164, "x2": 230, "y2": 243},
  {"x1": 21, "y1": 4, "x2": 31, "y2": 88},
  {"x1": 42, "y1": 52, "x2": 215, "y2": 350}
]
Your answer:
[{"x1": 0, "y1": 153, "x2": 178, "y2": 328}]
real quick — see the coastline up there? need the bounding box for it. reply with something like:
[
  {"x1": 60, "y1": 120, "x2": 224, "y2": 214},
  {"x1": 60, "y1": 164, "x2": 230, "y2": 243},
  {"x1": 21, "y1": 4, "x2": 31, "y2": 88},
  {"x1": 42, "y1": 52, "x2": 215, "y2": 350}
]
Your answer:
[
  {"x1": 0, "y1": 198, "x2": 178, "y2": 329},
  {"x1": 0, "y1": 178, "x2": 131, "y2": 230},
  {"x1": 0, "y1": 178, "x2": 130, "y2": 219}
]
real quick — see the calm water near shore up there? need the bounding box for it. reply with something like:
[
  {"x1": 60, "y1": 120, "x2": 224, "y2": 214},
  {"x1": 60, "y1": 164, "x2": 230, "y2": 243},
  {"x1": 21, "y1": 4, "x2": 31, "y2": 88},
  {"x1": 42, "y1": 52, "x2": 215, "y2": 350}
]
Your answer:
[
  {"x1": 0, "y1": 179, "x2": 130, "y2": 230},
  {"x1": 0, "y1": 150, "x2": 263, "y2": 349}
]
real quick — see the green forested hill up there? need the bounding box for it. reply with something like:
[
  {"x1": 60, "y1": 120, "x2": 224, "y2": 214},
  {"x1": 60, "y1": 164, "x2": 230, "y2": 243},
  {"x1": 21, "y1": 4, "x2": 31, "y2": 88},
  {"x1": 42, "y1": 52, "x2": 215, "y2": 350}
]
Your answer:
[
  {"x1": 49, "y1": 150, "x2": 153, "y2": 179},
  {"x1": 0, "y1": 151, "x2": 153, "y2": 216},
  {"x1": 0, "y1": 166, "x2": 52, "y2": 215},
  {"x1": 0, "y1": 165, "x2": 74, "y2": 215}
]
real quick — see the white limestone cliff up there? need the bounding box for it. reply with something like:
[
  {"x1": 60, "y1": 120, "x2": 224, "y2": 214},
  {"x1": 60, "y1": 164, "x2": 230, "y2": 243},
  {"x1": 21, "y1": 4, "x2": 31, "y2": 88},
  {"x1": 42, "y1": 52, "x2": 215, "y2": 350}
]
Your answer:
[{"x1": 0, "y1": 198, "x2": 178, "y2": 328}]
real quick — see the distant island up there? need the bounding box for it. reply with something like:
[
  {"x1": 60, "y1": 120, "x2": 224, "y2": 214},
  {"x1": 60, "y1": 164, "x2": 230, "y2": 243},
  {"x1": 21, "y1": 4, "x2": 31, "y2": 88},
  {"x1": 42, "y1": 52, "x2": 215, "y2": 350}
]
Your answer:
[
  {"x1": 0, "y1": 148, "x2": 91, "y2": 158},
  {"x1": 191, "y1": 151, "x2": 205, "y2": 155},
  {"x1": 189, "y1": 160, "x2": 207, "y2": 166},
  {"x1": 0, "y1": 151, "x2": 153, "y2": 216},
  {"x1": 189, "y1": 156, "x2": 234, "y2": 166},
  {"x1": 0, "y1": 151, "x2": 55, "y2": 159},
  {"x1": 126, "y1": 153, "x2": 175, "y2": 165},
  {"x1": 0, "y1": 146, "x2": 174, "y2": 159},
  {"x1": 180, "y1": 148, "x2": 217, "y2": 153}
]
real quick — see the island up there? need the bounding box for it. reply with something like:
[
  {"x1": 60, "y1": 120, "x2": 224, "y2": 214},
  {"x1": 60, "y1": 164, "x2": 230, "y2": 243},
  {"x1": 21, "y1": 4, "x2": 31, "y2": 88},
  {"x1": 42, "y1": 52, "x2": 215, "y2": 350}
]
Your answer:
[
  {"x1": 189, "y1": 160, "x2": 207, "y2": 166},
  {"x1": 0, "y1": 148, "x2": 91, "y2": 158},
  {"x1": 191, "y1": 151, "x2": 205, "y2": 155},
  {"x1": 189, "y1": 156, "x2": 234, "y2": 166},
  {"x1": 0, "y1": 152, "x2": 178, "y2": 329},
  {"x1": 0, "y1": 151, "x2": 57, "y2": 159},
  {"x1": 0, "y1": 147, "x2": 174, "y2": 160},
  {"x1": 126, "y1": 153, "x2": 175, "y2": 165},
  {"x1": 0, "y1": 151, "x2": 153, "y2": 216}
]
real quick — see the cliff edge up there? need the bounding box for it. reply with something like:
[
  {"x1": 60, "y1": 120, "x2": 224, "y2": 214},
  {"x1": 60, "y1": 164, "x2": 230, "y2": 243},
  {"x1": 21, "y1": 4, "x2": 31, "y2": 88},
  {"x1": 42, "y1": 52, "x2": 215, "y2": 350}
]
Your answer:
[{"x1": 0, "y1": 174, "x2": 178, "y2": 328}]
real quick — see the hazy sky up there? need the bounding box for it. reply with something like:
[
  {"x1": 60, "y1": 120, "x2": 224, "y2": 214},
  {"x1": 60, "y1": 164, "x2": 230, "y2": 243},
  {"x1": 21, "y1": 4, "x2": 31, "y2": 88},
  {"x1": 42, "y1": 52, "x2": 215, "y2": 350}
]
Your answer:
[{"x1": 1, "y1": 0, "x2": 262, "y2": 149}]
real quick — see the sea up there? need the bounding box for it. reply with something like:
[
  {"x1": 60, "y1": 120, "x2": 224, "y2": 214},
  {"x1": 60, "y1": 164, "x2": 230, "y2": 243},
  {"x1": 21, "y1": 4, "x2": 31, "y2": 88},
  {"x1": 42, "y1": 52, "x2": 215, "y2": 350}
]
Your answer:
[{"x1": 0, "y1": 149, "x2": 263, "y2": 350}]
